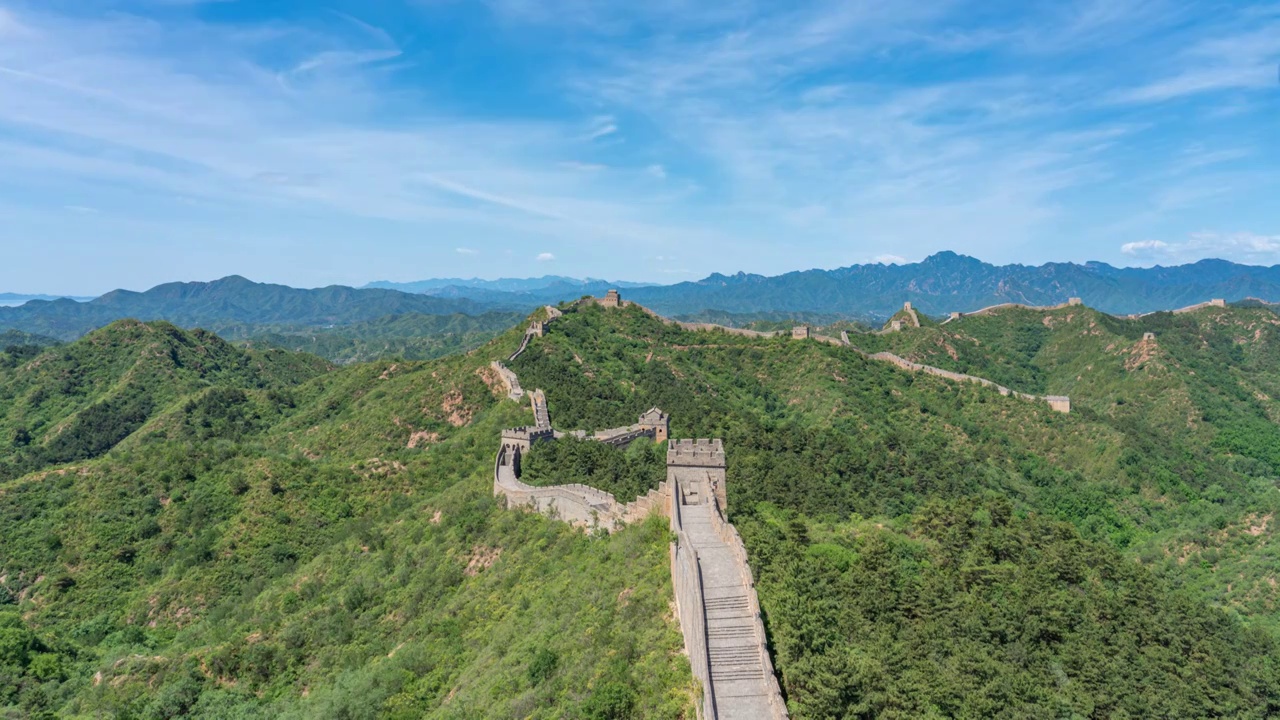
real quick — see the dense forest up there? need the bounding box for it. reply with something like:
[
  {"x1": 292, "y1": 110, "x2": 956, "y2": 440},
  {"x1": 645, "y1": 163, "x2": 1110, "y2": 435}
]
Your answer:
[
  {"x1": 4, "y1": 300, "x2": 1280, "y2": 716},
  {"x1": 235, "y1": 312, "x2": 523, "y2": 365}
]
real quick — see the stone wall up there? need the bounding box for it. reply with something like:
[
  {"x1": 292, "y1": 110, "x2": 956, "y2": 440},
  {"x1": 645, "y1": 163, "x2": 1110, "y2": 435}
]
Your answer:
[
  {"x1": 575, "y1": 292, "x2": 1071, "y2": 415},
  {"x1": 870, "y1": 351, "x2": 1070, "y2": 413},
  {"x1": 669, "y1": 490, "x2": 716, "y2": 719},
  {"x1": 508, "y1": 331, "x2": 534, "y2": 362},
  {"x1": 491, "y1": 361, "x2": 525, "y2": 401},
  {"x1": 962, "y1": 300, "x2": 1080, "y2": 317},
  {"x1": 1172, "y1": 299, "x2": 1227, "y2": 314},
  {"x1": 493, "y1": 443, "x2": 673, "y2": 532}
]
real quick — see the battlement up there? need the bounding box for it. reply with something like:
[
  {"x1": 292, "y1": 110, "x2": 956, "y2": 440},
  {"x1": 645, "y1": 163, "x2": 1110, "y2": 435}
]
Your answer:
[
  {"x1": 667, "y1": 438, "x2": 726, "y2": 467},
  {"x1": 600, "y1": 289, "x2": 622, "y2": 308},
  {"x1": 502, "y1": 426, "x2": 555, "y2": 444}
]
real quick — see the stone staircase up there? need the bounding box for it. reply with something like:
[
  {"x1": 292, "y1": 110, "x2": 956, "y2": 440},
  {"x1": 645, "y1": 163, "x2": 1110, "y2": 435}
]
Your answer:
[
  {"x1": 679, "y1": 502, "x2": 780, "y2": 718},
  {"x1": 530, "y1": 389, "x2": 551, "y2": 429}
]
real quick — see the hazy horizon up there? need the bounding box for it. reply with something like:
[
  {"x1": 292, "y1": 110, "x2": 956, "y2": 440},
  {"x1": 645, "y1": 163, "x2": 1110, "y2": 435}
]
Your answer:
[{"x1": 9, "y1": 251, "x2": 1280, "y2": 299}]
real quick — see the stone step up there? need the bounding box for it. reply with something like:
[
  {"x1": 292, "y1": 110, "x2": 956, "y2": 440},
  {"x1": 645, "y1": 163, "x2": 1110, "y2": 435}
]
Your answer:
[
  {"x1": 712, "y1": 667, "x2": 765, "y2": 676},
  {"x1": 711, "y1": 649, "x2": 760, "y2": 659},
  {"x1": 704, "y1": 595, "x2": 749, "y2": 610},
  {"x1": 708, "y1": 626, "x2": 756, "y2": 639}
]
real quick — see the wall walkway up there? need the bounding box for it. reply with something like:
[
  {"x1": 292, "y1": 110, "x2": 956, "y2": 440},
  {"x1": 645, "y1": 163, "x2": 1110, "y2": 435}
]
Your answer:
[{"x1": 674, "y1": 487, "x2": 788, "y2": 718}]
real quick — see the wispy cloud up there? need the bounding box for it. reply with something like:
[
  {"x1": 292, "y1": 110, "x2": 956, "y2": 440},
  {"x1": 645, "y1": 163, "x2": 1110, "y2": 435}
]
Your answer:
[
  {"x1": 560, "y1": 161, "x2": 606, "y2": 172},
  {"x1": 536, "y1": 252, "x2": 555, "y2": 261},
  {"x1": 1113, "y1": 21, "x2": 1280, "y2": 103},
  {"x1": 456, "y1": 247, "x2": 477, "y2": 255},
  {"x1": 0, "y1": 7, "x2": 28, "y2": 36},
  {"x1": 587, "y1": 115, "x2": 618, "y2": 140}
]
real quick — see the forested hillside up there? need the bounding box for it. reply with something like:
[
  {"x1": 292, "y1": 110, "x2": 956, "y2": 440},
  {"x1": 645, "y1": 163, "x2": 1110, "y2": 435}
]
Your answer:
[
  {"x1": 4, "y1": 301, "x2": 1280, "y2": 717},
  {"x1": 510, "y1": 302, "x2": 1280, "y2": 717},
  {"x1": 235, "y1": 312, "x2": 523, "y2": 365},
  {"x1": 0, "y1": 320, "x2": 696, "y2": 718}
]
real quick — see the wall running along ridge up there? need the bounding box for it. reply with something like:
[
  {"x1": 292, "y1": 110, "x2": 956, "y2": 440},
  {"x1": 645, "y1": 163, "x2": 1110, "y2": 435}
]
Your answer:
[
  {"x1": 485, "y1": 289, "x2": 1244, "y2": 714},
  {"x1": 583, "y1": 291, "x2": 1072, "y2": 413},
  {"x1": 494, "y1": 315, "x2": 787, "y2": 716}
]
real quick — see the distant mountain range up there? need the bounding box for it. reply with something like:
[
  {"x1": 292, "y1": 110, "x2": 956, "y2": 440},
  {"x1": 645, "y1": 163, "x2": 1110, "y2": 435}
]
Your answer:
[
  {"x1": 622, "y1": 252, "x2": 1280, "y2": 318},
  {"x1": 361, "y1": 254, "x2": 1280, "y2": 319},
  {"x1": 0, "y1": 292, "x2": 93, "y2": 307},
  {"x1": 0, "y1": 276, "x2": 497, "y2": 341},
  {"x1": 365, "y1": 275, "x2": 652, "y2": 294},
  {"x1": 7, "y1": 254, "x2": 1280, "y2": 341}
]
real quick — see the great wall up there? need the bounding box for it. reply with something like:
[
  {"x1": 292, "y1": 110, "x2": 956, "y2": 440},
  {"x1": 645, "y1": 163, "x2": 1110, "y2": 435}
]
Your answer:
[
  {"x1": 485, "y1": 289, "x2": 1240, "y2": 716},
  {"x1": 491, "y1": 296, "x2": 788, "y2": 718}
]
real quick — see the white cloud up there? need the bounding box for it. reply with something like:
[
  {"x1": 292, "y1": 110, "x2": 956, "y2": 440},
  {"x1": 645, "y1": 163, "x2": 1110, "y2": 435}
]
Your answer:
[
  {"x1": 456, "y1": 247, "x2": 477, "y2": 254},
  {"x1": 536, "y1": 252, "x2": 555, "y2": 261},
  {"x1": 874, "y1": 254, "x2": 907, "y2": 265},
  {"x1": 1121, "y1": 233, "x2": 1280, "y2": 264},
  {"x1": 1120, "y1": 239, "x2": 1169, "y2": 255}
]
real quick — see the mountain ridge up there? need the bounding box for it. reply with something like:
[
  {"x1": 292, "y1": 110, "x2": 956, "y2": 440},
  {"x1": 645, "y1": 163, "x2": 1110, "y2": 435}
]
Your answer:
[{"x1": 0, "y1": 277, "x2": 509, "y2": 341}]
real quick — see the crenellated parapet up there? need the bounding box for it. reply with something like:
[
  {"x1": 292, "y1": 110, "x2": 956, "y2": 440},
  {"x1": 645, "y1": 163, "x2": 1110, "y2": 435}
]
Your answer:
[
  {"x1": 501, "y1": 425, "x2": 554, "y2": 456},
  {"x1": 668, "y1": 439, "x2": 727, "y2": 511},
  {"x1": 667, "y1": 438, "x2": 726, "y2": 467}
]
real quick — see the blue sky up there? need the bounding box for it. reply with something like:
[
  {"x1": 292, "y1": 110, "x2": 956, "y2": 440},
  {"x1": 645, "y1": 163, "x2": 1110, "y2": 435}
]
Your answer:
[{"x1": 0, "y1": 0, "x2": 1277, "y2": 294}]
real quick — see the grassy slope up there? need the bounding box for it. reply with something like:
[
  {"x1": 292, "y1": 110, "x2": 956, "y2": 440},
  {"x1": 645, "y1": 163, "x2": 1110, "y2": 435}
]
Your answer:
[{"x1": 0, "y1": 321, "x2": 693, "y2": 719}]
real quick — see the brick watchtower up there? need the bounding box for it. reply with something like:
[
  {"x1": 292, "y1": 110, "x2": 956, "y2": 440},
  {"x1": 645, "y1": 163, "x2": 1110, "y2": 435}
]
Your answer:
[{"x1": 667, "y1": 438, "x2": 727, "y2": 510}]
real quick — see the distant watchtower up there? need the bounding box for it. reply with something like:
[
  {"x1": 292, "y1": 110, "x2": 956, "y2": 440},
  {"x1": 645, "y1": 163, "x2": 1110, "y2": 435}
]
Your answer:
[
  {"x1": 667, "y1": 439, "x2": 727, "y2": 510},
  {"x1": 1068, "y1": 297, "x2": 1083, "y2": 306},
  {"x1": 792, "y1": 325, "x2": 810, "y2": 340},
  {"x1": 638, "y1": 407, "x2": 670, "y2": 442},
  {"x1": 600, "y1": 289, "x2": 622, "y2": 308}
]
